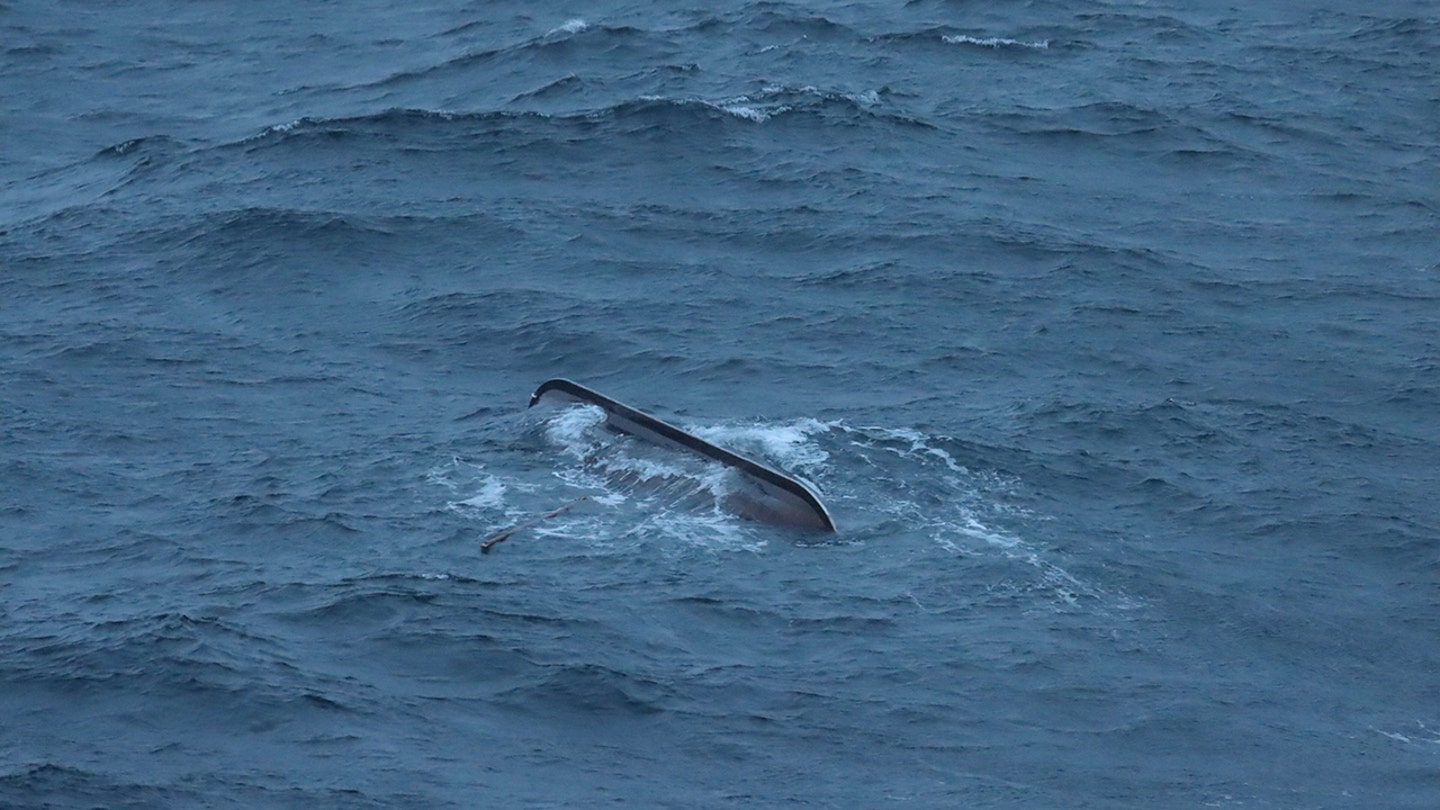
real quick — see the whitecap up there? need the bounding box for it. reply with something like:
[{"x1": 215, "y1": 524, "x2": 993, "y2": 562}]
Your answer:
[
  {"x1": 721, "y1": 104, "x2": 776, "y2": 123},
  {"x1": 943, "y1": 34, "x2": 1049, "y2": 49},
  {"x1": 1373, "y1": 722, "x2": 1440, "y2": 747},
  {"x1": 547, "y1": 18, "x2": 588, "y2": 37},
  {"x1": 849, "y1": 89, "x2": 881, "y2": 106}
]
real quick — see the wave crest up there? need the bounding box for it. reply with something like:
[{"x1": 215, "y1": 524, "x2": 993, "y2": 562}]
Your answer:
[{"x1": 943, "y1": 34, "x2": 1049, "y2": 50}]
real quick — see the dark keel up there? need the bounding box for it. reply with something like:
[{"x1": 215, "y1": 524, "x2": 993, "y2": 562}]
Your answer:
[{"x1": 529, "y1": 379, "x2": 836, "y2": 532}]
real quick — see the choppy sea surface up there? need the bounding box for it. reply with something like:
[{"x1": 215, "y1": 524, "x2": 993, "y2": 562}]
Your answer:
[{"x1": 3, "y1": 1, "x2": 1437, "y2": 807}]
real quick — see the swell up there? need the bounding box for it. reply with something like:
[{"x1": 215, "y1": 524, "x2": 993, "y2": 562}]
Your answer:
[
  {"x1": 243, "y1": 87, "x2": 936, "y2": 150},
  {"x1": 976, "y1": 100, "x2": 1190, "y2": 141},
  {"x1": 385, "y1": 9, "x2": 1053, "y2": 97},
  {"x1": 2, "y1": 135, "x2": 189, "y2": 230},
  {"x1": 390, "y1": 288, "x2": 635, "y2": 372},
  {"x1": 0, "y1": 764, "x2": 204, "y2": 809},
  {"x1": 3, "y1": 608, "x2": 344, "y2": 715},
  {"x1": 495, "y1": 662, "x2": 676, "y2": 716},
  {"x1": 363, "y1": 22, "x2": 677, "y2": 93},
  {"x1": 877, "y1": 26, "x2": 1053, "y2": 51}
]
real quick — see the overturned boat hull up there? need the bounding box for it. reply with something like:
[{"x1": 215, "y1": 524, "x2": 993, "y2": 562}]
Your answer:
[{"x1": 529, "y1": 378, "x2": 836, "y2": 532}]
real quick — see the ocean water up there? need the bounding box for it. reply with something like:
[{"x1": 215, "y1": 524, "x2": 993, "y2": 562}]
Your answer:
[{"x1": 3, "y1": 0, "x2": 1437, "y2": 806}]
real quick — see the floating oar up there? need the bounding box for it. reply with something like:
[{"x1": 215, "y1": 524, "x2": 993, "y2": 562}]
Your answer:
[{"x1": 480, "y1": 496, "x2": 591, "y2": 554}]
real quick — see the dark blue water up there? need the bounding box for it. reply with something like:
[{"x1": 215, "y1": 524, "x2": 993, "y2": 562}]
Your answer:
[{"x1": 4, "y1": 1, "x2": 1437, "y2": 806}]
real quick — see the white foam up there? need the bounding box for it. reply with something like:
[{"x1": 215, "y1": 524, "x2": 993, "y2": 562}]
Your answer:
[
  {"x1": 453, "y1": 476, "x2": 507, "y2": 510},
  {"x1": 429, "y1": 458, "x2": 495, "y2": 490},
  {"x1": 1373, "y1": 722, "x2": 1440, "y2": 747},
  {"x1": 540, "y1": 406, "x2": 739, "y2": 511},
  {"x1": 957, "y1": 512, "x2": 1022, "y2": 549},
  {"x1": 638, "y1": 87, "x2": 891, "y2": 124},
  {"x1": 241, "y1": 119, "x2": 302, "y2": 143},
  {"x1": 430, "y1": 458, "x2": 511, "y2": 514},
  {"x1": 518, "y1": 465, "x2": 761, "y2": 555},
  {"x1": 552, "y1": 465, "x2": 624, "y2": 504},
  {"x1": 941, "y1": 511, "x2": 1107, "y2": 606},
  {"x1": 596, "y1": 449, "x2": 693, "y2": 484},
  {"x1": 706, "y1": 90, "x2": 794, "y2": 123},
  {"x1": 721, "y1": 104, "x2": 777, "y2": 123},
  {"x1": 846, "y1": 424, "x2": 966, "y2": 472},
  {"x1": 850, "y1": 89, "x2": 881, "y2": 106},
  {"x1": 836, "y1": 422, "x2": 1114, "y2": 607},
  {"x1": 544, "y1": 403, "x2": 607, "y2": 458},
  {"x1": 943, "y1": 34, "x2": 1049, "y2": 49},
  {"x1": 426, "y1": 459, "x2": 465, "y2": 491},
  {"x1": 528, "y1": 407, "x2": 782, "y2": 552},
  {"x1": 932, "y1": 501, "x2": 1098, "y2": 604},
  {"x1": 547, "y1": 18, "x2": 588, "y2": 37},
  {"x1": 707, "y1": 94, "x2": 787, "y2": 122},
  {"x1": 691, "y1": 418, "x2": 834, "y2": 471}
]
